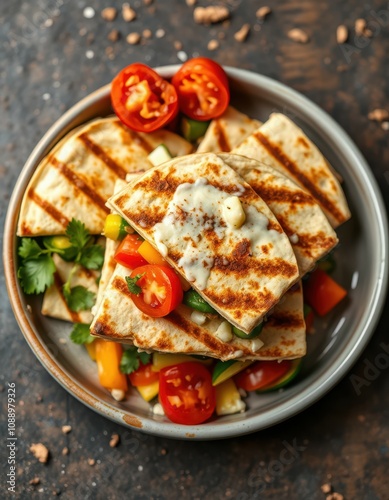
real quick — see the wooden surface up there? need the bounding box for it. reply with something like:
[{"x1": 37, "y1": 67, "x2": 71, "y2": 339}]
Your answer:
[{"x1": 1, "y1": 1, "x2": 389, "y2": 498}]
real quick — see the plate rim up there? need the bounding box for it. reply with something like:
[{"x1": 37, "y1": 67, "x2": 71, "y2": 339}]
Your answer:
[{"x1": 3, "y1": 65, "x2": 389, "y2": 440}]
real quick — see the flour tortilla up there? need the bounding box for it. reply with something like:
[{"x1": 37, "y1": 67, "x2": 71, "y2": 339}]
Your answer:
[
  {"x1": 232, "y1": 113, "x2": 351, "y2": 228},
  {"x1": 197, "y1": 106, "x2": 261, "y2": 153},
  {"x1": 17, "y1": 116, "x2": 192, "y2": 236},
  {"x1": 108, "y1": 152, "x2": 299, "y2": 333},
  {"x1": 90, "y1": 262, "x2": 306, "y2": 361},
  {"x1": 220, "y1": 154, "x2": 338, "y2": 276}
]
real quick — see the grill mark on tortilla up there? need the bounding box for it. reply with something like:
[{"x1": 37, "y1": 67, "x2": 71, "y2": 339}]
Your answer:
[
  {"x1": 253, "y1": 131, "x2": 346, "y2": 224},
  {"x1": 27, "y1": 188, "x2": 70, "y2": 228},
  {"x1": 213, "y1": 256, "x2": 298, "y2": 279},
  {"x1": 249, "y1": 181, "x2": 315, "y2": 206},
  {"x1": 214, "y1": 120, "x2": 231, "y2": 152},
  {"x1": 49, "y1": 156, "x2": 109, "y2": 213},
  {"x1": 266, "y1": 311, "x2": 304, "y2": 330},
  {"x1": 115, "y1": 121, "x2": 154, "y2": 153},
  {"x1": 53, "y1": 272, "x2": 82, "y2": 323},
  {"x1": 205, "y1": 285, "x2": 279, "y2": 316},
  {"x1": 78, "y1": 133, "x2": 128, "y2": 179}
]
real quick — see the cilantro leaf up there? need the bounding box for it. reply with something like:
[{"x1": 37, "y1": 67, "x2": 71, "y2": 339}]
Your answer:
[
  {"x1": 18, "y1": 254, "x2": 56, "y2": 294},
  {"x1": 139, "y1": 351, "x2": 151, "y2": 365},
  {"x1": 63, "y1": 285, "x2": 96, "y2": 312},
  {"x1": 119, "y1": 347, "x2": 151, "y2": 374},
  {"x1": 125, "y1": 274, "x2": 144, "y2": 295},
  {"x1": 66, "y1": 219, "x2": 91, "y2": 250},
  {"x1": 79, "y1": 244, "x2": 104, "y2": 270},
  {"x1": 120, "y1": 348, "x2": 140, "y2": 374},
  {"x1": 18, "y1": 238, "x2": 45, "y2": 260},
  {"x1": 70, "y1": 323, "x2": 95, "y2": 344}
]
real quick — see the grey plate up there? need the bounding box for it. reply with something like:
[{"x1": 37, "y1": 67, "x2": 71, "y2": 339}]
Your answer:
[{"x1": 4, "y1": 66, "x2": 388, "y2": 439}]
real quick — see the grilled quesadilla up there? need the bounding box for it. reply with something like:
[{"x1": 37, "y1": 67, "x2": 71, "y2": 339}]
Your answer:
[
  {"x1": 232, "y1": 113, "x2": 351, "y2": 228},
  {"x1": 196, "y1": 106, "x2": 261, "y2": 153},
  {"x1": 17, "y1": 116, "x2": 192, "y2": 237},
  {"x1": 90, "y1": 250, "x2": 306, "y2": 361},
  {"x1": 219, "y1": 154, "x2": 338, "y2": 276},
  {"x1": 108, "y1": 152, "x2": 300, "y2": 334}
]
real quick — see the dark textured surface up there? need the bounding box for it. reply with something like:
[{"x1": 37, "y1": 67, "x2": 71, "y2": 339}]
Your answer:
[{"x1": 1, "y1": 1, "x2": 389, "y2": 498}]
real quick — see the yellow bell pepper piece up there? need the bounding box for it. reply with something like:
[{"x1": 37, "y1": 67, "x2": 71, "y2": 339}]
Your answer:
[
  {"x1": 138, "y1": 240, "x2": 167, "y2": 266},
  {"x1": 215, "y1": 378, "x2": 246, "y2": 416},
  {"x1": 137, "y1": 381, "x2": 159, "y2": 402},
  {"x1": 152, "y1": 352, "x2": 212, "y2": 372},
  {"x1": 85, "y1": 341, "x2": 96, "y2": 361},
  {"x1": 95, "y1": 340, "x2": 128, "y2": 392}
]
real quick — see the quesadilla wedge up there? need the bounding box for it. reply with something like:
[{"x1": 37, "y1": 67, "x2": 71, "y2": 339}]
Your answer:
[
  {"x1": 219, "y1": 154, "x2": 338, "y2": 276},
  {"x1": 108, "y1": 152, "x2": 300, "y2": 334},
  {"x1": 90, "y1": 257, "x2": 306, "y2": 361},
  {"x1": 196, "y1": 106, "x2": 261, "y2": 153},
  {"x1": 17, "y1": 116, "x2": 192, "y2": 237},
  {"x1": 232, "y1": 113, "x2": 351, "y2": 228}
]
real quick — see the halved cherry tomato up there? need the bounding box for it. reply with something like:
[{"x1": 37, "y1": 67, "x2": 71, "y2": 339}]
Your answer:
[
  {"x1": 159, "y1": 362, "x2": 216, "y2": 425},
  {"x1": 304, "y1": 269, "x2": 347, "y2": 316},
  {"x1": 129, "y1": 363, "x2": 159, "y2": 387},
  {"x1": 234, "y1": 360, "x2": 292, "y2": 392},
  {"x1": 111, "y1": 63, "x2": 179, "y2": 132},
  {"x1": 128, "y1": 264, "x2": 183, "y2": 317},
  {"x1": 171, "y1": 57, "x2": 230, "y2": 121},
  {"x1": 114, "y1": 234, "x2": 148, "y2": 269}
]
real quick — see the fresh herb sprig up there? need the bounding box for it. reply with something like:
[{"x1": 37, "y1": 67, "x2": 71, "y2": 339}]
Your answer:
[
  {"x1": 70, "y1": 323, "x2": 95, "y2": 345},
  {"x1": 120, "y1": 347, "x2": 151, "y2": 374},
  {"x1": 18, "y1": 219, "x2": 104, "y2": 312}
]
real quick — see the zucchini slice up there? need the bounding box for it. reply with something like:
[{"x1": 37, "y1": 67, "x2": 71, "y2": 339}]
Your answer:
[{"x1": 212, "y1": 360, "x2": 253, "y2": 386}]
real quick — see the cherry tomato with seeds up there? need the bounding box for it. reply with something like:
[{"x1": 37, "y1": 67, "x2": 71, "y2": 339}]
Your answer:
[{"x1": 159, "y1": 362, "x2": 216, "y2": 425}]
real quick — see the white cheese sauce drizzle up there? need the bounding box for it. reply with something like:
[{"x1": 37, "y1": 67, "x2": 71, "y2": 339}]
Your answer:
[{"x1": 153, "y1": 176, "x2": 283, "y2": 291}]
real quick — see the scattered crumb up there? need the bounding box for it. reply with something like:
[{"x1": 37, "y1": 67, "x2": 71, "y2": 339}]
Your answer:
[
  {"x1": 88, "y1": 458, "x2": 96, "y2": 466},
  {"x1": 153, "y1": 402, "x2": 165, "y2": 415},
  {"x1": 109, "y1": 433, "x2": 120, "y2": 448},
  {"x1": 30, "y1": 443, "x2": 49, "y2": 464},
  {"x1": 321, "y1": 483, "x2": 332, "y2": 494},
  {"x1": 207, "y1": 39, "x2": 219, "y2": 50},
  {"x1": 108, "y1": 29, "x2": 120, "y2": 42},
  {"x1": 382, "y1": 121, "x2": 389, "y2": 130},
  {"x1": 83, "y1": 6, "x2": 95, "y2": 19},
  {"x1": 355, "y1": 18, "x2": 366, "y2": 36},
  {"x1": 368, "y1": 109, "x2": 389, "y2": 122},
  {"x1": 29, "y1": 477, "x2": 40, "y2": 486},
  {"x1": 287, "y1": 28, "x2": 309, "y2": 43},
  {"x1": 357, "y1": 414, "x2": 366, "y2": 422},
  {"x1": 62, "y1": 447, "x2": 69, "y2": 456},
  {"x1": 142, "y1": 29, "x2": 152, "y2": 39},
  {"x1": 101, "y1": 7, "x2": 117, "y2": 21},
  {"x1": 337, "y1": 64, "x2": 348, "y2": 72},
  {"x1": 36, "y1": 394, "x2": 43, "y2": 403},
  {"x1": 58, "y1": 338, "x2": 67, "y2": 344},
  {"x1": 143, "y1": 0, "x2": 153, "y2": 5},
  {"x1": 174, "y1": 40, "x2": 183, "y2": 50},
  {"x1": 218, "y1": 31, "x2": 226, "y2": 40},
  {"x1": 62, "y1": 425, "x2": 72, "y2": 434},
  {"x1": 161, "y1": 448, "x2": 167, "y2": 455},
  {"x1": 155, "y1": 28, "x2": 165, "y2": 38},
  {"x1": 52, "y1": 489, "x2": 60, "y2": 496},
  {"x1": 186, "y1": 0, "x2": 197, "y2": 6},
  {"x1": 122, "y1": 3, "x2": 136, "y2": 22},
  {"x1": 194, "y1": 6, "x2": 230, "y2": 25},
  {"x1": 85, "y1": 50, "x2": 94, "y2": 59},
  {"x1": 234, "y1": 23, "x2": 250, "y2": 42},
  {"x1": 326, "y1": 494, "x2": 344, "y2": 500},
  {"x1": 177, "y1": 51, "x2": 188, "y2": 62},
  {"x1": 336, "y1": 25, "x2": 348, "y2": 44},
  {"x1": 126, "y1": 32, "x2": 141, "y2": 45},
  {"x1": 256, "y1": 6, "x2": 271, "y2": 20}
]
